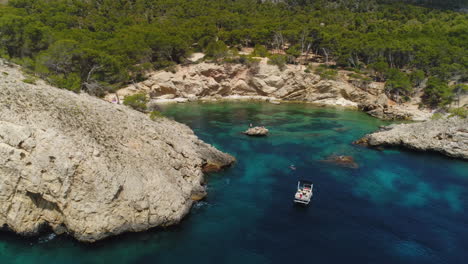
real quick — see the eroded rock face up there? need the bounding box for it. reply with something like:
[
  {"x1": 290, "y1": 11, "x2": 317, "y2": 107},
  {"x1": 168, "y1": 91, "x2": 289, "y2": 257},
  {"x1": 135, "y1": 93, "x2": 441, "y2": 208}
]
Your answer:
[
  {"x1": 358, "y1": 118, "x2": 468, "y2": 160},
  {"x1": 0, "y1": 62, "x2": 235, "y2": 242},
  {"x1": 111, "y1": 59, "x2": 430, "y2": 120}
]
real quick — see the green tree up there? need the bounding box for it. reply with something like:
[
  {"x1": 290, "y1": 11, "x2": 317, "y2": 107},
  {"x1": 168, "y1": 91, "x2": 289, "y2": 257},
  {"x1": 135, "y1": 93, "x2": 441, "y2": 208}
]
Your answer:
[
  {"x1": 423, "y1": 77, "x2": 453, "y2": 107},
  {"x1": 123, "y1": 93, "x2": 148, "y2": 112},
  {"x1": 205, "y1": 40, "x2": 228, "y2": 61},
  {"x1": 369, "y1": 60, "x2": 389, "y2": 81},
  {"x1": 410, "y1": 69, "x2": 425, "y2": 87},
  {"x1": 385, "y1": 69, "x2": 412, "y2": 101}
]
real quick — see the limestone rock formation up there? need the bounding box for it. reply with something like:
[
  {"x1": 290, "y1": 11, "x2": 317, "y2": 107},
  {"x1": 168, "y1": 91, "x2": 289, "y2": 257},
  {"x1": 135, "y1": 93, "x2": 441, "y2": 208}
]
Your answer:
[
  {"x1": 0, "y1": 61, "x2": 235, "y2": 242},
  {"x1": 110, "y1": 59, "x2": 430, "y2": 120},
  {"x1": 243, "y1": 126, "x2": 269, "y2": 137},
  {"x1": 356, "y1": 118, "x2": 468, "y2": 160}
]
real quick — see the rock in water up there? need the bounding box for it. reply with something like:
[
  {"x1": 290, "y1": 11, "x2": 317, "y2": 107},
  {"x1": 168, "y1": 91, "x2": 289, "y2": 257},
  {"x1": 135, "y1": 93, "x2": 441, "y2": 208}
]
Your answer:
[
  {"x1": 356, "y1": 117, "x2": 468, "y2": 160},
  {"x1": 243, "y1": 126, "x2": 269, "y2": 136},
  {"x1": 0, "y1": 63, "x2": 235, "y2": 242},
  {"x1": 321, "y1": 155, "x2": 359, "y2": 169}
]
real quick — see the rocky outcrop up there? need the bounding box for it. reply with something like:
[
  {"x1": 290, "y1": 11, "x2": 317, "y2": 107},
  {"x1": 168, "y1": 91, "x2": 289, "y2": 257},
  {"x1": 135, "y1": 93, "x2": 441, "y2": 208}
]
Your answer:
[
  {"x1": 243, "y1": 126, "x2": 269, "y2": 137},
  {"x1": 110, "y1": 59, "x2": 430, "y2": 120},
  {"x1": 0, "y1": 61, "x2": 235, "y2": 242},
  {"x1": 355, "y1": 118, "x2": 468, "y2": 159}
]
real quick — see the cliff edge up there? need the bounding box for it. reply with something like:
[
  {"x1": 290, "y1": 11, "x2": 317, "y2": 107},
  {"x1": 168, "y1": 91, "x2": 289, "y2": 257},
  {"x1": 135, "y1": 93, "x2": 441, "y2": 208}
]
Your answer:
[
  {"x1": 0, "y1": 61, "x2": 235, "y2": 242},
  {"x1": 356, "y1": 118, "x2": 468, "y2": 160},
  {"x1": 110, "y1": 59, "x2": 432, "y2": 121}
]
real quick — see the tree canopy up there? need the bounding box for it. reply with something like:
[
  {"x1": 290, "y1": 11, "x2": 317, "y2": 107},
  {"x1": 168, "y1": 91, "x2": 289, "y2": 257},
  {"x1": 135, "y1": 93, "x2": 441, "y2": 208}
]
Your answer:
[{"x1": 0, "y1": 0, "x2": 466, "y2": 107}]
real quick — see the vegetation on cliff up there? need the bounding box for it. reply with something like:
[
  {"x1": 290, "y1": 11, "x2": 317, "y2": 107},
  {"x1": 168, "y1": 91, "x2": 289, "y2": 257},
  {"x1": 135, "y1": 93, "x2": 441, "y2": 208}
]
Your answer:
[{"x1": 0, "y1": 0, "x2": 466, "y2": 107}]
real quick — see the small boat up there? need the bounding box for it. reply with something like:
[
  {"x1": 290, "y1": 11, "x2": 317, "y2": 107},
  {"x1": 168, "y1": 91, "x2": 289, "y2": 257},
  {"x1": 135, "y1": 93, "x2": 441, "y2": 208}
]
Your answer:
[{"x1": 294, "y1": 180, "x2": 313, "y2": 205}]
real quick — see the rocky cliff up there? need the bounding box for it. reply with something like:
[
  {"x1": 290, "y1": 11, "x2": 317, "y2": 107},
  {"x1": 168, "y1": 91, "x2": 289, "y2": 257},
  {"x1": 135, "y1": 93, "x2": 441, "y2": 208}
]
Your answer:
[
  {"x1": 111, "y1": 59, "x2": 431, "y2": 120},
  {"x1": 0, "y1": 61, "x2": 235, "y2": 242},
  {"x1": 356, "y1": 118, "x2": 468, "y2": 159}
]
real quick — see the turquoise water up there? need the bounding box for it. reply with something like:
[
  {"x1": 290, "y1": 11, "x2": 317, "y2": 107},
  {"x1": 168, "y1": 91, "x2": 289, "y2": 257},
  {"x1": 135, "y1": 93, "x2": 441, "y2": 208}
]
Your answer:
[{"x1": 1, "y1": 102, "x2": 467, "y2": 264}]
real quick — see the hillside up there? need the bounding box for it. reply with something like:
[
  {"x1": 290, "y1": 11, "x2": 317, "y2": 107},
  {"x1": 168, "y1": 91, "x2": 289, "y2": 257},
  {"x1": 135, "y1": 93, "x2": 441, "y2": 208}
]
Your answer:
[{"x1": 0, "y1": 0, "x2": 466, "y2": 110}]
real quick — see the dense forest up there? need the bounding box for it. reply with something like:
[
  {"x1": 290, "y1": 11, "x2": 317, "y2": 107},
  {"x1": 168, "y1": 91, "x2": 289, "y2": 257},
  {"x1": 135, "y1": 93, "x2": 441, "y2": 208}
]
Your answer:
[{"x1": 0, "y1": 0, "x2": 467, "y2": 107}]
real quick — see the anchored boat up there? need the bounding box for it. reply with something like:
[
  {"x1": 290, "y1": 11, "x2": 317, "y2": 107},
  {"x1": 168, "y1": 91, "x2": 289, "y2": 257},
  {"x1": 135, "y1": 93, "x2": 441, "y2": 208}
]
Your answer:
[{"x1": 294, "y1": 180, "x2": 313, "y2": 205}]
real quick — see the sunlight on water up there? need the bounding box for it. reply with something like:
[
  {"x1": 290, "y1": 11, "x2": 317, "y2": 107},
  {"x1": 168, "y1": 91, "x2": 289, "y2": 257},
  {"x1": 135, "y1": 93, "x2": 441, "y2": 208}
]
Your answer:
[{"x1": 0, "y1": 102, "x2": 467, "y2": 264}]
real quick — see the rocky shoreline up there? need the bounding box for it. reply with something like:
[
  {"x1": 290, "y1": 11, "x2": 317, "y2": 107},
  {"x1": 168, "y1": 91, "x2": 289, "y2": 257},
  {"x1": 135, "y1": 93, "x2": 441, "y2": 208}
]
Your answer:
[
  {"x1": 107, "y1": 59, "x2": 432, "y2": 121},
  {"x1": 355, "y1": 118, "x2": 468, "y2": 160},
  {"x1": 0, "y1": 61, "x2": 235, "y2": 242}
]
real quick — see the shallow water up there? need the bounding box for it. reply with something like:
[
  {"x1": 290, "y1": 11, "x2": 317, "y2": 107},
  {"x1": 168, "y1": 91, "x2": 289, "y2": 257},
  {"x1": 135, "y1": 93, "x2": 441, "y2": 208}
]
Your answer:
[{"x1": 1, "y1": 102, "x2": 467, "y2": 264}]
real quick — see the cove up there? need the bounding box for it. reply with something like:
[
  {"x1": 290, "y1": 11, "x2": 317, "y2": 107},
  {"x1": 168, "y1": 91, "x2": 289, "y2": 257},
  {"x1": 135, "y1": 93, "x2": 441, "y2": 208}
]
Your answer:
[{"x1": 1, "y1": 102, "x2": 467, "y2": 264}]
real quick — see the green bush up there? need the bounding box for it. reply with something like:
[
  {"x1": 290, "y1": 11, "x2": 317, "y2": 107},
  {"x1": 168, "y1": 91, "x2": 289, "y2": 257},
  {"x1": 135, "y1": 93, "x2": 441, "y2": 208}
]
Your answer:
[
  {"x1": 448, "y1": 107, "x2": 467, "y2": 119},
  {"x1": 253, "y1": 44, "x2": 269, "y2": 57},
  {"x1": 348, "y1": 73, "x2": 364, "y2": 79},
  {"x1": 422, "y1": 77, "x2": 453, "y2": 107},
  {"x1": 430, "y1": 113, "x2": 443, "y2": 120},
  {"x1": 314, "y1": 65, "x2": 338, "y2": 80},
  {"x1": 149, "y1": 110, "x2": 165, "y2": 120},
  {"x1": 268, "y1": 54, "x2": 287, "y2": 70},
  {"x1": 22, "y1": 76, "x2": 37, "y2": 85},
  {"x1": 123, "y1": 93, "x2": 148, "y2": 112},
  {"x1": 205, "y1": 41, "x2": 228, "y2": 60},
  {"x1": 285, "y1": 44, "x2": 301, "y2": 58},
  {"x1": 48, "y1": 73, "x2": 82, "y2": 92}
]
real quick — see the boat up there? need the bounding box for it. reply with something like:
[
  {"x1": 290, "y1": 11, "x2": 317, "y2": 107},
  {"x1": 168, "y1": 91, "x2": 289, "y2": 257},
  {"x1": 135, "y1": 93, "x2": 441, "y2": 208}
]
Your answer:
[{"x1": 294, "y1": 180, "x2": 313, "y2": 205}]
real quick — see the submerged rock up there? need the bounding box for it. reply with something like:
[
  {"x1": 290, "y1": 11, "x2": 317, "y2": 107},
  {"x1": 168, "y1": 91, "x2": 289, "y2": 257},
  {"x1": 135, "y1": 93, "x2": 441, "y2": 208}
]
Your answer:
[
  {"x1": 333, "y1": 127, "x2": 351, "y2": 132},
  {"x1": 0, "y1": 62, "x2": 235, "y2": 242},
  {"x1": 356, "y1": 117, "x2": 468, "y2": 160},
  {"x1": 243, "y1": 126, "x2": 269, "y2": 136},
  {"x1": 321, "y1": 155, "x2": 359, "y2": 169}
]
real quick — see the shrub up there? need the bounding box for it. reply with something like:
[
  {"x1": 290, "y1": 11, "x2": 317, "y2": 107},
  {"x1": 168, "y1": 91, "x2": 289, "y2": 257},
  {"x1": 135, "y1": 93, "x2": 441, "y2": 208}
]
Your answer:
[
  {"x1": 240, "y1": 55, "x2": 260, "y2": 66},
  {"x1": 314, "y1": 65, "x2": 338, "y2": 80},
  {"x1": 430, "y1": 113, "x2": 443, "y2": 120},
  {"x1": 48, "y1": 73, "x2": 82, "y2": 93},
  {"x1": 448, "y1": 107, "x2": 467, "y2": 118},
  {"x1": 205, "y1": 41, "x2": 228, "y2": 60},
  {"x1": 268, "y1": 54, "x2": 287, "y2": 70},
  {"x1": 150, "y1": 110, "x2": 165, "y2": 120},
  {"x1": 348, "y1": 73, "x2": 365, "y2": 79},
  {"x1": 285, "y1": 44, "x2": 301, "y2": 58},
  {"x1": 253, "y1": 44, "x2": 269, "y2": 57},
  {"x1": 123, "y1": 93, "x2": 148, "y2": 112},
  {"x1": 22, "y1": 77, "x2": 37, "y2": 85}
]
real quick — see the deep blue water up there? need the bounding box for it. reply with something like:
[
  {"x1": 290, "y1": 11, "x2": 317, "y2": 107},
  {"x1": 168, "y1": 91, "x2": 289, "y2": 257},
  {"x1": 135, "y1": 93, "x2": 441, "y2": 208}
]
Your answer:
[{"x1": 1, "y1": 102, "x2": 467, "y2": 264}]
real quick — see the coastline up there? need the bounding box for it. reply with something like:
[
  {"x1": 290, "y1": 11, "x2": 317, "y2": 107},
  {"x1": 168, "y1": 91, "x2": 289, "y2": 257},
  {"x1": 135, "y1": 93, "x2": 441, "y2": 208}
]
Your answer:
[
  {"x1": 144, "y1": 95, "x2": 360, "y2": 109},
  {"x1": 106, "y1": 60, "x2": 434, "y2": 121}
]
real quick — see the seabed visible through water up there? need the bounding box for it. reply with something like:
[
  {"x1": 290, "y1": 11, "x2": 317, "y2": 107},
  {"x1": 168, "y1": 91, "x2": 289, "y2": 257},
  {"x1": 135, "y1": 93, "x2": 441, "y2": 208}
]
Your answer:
[{"x1": 1, "y1": 102, "x2": 467, "y2": 264}]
